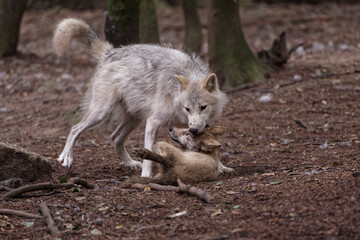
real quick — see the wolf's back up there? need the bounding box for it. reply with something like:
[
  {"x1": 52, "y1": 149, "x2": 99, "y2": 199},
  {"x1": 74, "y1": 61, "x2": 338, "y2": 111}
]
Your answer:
[{"x1": 53, "y1": 18, "x2": 112, "y2": 60}]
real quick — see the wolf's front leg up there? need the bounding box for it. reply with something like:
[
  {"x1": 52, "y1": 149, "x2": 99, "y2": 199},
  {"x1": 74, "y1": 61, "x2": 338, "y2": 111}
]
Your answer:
[{"x1": 142, "y1": 117, "x2": 161, "y2": 178}]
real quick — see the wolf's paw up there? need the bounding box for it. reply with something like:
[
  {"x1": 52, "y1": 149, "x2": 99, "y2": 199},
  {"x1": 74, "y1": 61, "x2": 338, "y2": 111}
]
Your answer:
[
  {"x1": 58, "y1": 151, "x2": 73, "y2": 168},
  {"x1": 132, "y1": 148, "x2": 148, "y2": 159},
  {"x1": 125, "y1": 160, "x2": 143, "y2": 170},
  {"x1": 222, "y1": 166, "x2": 234, "y2": 173}
]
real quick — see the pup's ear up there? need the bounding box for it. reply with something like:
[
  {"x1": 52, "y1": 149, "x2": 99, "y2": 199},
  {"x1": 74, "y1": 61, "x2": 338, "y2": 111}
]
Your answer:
[
  {"x1": 200, "y1": 138, "x2": 222, "y2": 152},
  {"x1": 208, "y1": 126, "x2": 226, "y2": 135},
  {"x1": 202, "y1": 73, "x2": 218, "y2": 92},
  {"x1": 175, "y1": 75, "x2": 189, "y2": 91}
]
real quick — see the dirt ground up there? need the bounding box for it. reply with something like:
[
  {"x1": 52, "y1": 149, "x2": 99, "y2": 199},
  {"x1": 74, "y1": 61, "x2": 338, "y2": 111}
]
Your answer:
[{"x1": 1, "y1": 2, "x2": 360, "y2": 240}]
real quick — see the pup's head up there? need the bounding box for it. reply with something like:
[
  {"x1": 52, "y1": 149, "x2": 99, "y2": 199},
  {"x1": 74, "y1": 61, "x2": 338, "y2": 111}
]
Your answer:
[
  {"x1": 169, "y1": 126, "x2": 225, "y2": 153},
  {"x1": 174, "y1": 73, "x2": 228, "y2": 134}
]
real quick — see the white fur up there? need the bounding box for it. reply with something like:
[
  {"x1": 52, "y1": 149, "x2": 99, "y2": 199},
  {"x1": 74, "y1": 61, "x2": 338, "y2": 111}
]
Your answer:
[{"x1": 53, "y1": 18, "x2": 228, "y2": 177}]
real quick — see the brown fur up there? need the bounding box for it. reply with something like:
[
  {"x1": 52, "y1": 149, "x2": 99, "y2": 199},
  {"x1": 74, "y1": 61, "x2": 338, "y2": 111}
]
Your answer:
[{"x1": 122, "y1": 126, "x2": 225, "y2": 187}]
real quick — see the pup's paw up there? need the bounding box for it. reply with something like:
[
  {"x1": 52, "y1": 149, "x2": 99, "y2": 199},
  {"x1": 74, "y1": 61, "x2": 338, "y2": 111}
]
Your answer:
[
  {"x1": 125, "y1": 160, "x2": 143, "y2": 170},
  {"x1": 132, "y1": 148, "x2": 148, "y2": 159}
]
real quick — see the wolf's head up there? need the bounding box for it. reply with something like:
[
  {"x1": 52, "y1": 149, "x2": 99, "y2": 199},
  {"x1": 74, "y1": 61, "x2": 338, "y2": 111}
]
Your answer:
[
  {"x1": 169, "y1": 126, "x2": 225, "y2": 152},
  {"x1": 174, "y1": 73, "x2": 228, "y2": 134}
]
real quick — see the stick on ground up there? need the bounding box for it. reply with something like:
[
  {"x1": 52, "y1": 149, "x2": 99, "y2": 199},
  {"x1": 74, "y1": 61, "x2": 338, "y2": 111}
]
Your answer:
[
  {"x1": 39, "y1": 202, "x2": 60, "y2": 236},
  {"x1": 0, "y1": 209, "x2": 43, "y2": 219},
  {"x1": 131, "y1": 179, "x2": 214, "y2": 203},
  {"x1": 1, "y1": 177, "x2": 93, "y2": 199},
  {"x1": 177, "y1": 179, "x2": 214, "y2": 203}
]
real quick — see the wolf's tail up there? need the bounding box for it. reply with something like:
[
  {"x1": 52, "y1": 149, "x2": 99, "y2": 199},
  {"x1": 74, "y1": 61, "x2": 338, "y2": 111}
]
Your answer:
[{"x1": 53, "y1": 18, "x2": 112, "y2": 60}]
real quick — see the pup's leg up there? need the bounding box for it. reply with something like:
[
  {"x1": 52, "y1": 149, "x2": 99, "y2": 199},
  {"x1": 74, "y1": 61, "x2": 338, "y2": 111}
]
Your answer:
[
  {"x1": 218, "y1": 161, "x2": 234, "y2": 173},
  {"x1": 58, "y1": 109, "x2": 109, "y2": 168},
  {"x1": 133, "y1": 148, "x2": 173, "y2": 167},
  {"x1": 141, "y1": 116, "x2": 161, "y2": 178},
  {"x1": 112, "y1": 115, "x2": 142, "y2": 170}
]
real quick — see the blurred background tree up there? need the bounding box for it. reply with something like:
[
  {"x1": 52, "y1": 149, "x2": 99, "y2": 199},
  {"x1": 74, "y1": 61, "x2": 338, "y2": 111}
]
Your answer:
[
  {"x1": 0, "y1": 0, "x2": 27, "y2": 57},
  {"x1": 208, "y1": 0, "x2": 268, "y2": 88}
]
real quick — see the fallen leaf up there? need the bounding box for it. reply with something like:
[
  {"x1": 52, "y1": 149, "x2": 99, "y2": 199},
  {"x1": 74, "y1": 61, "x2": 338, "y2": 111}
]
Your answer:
[
  {"x1": 261, "y1": 172, "x2": 275, "y2": 176},
  {"x1": 90, "y1": 229, "x2": 102, "y2": 235},
  {"x1": 144, "y1": 186, "x2": 151, "y2": 192},
  {"x1": 269, "y1": 181, "x2": 282, "y2": 185},
  {"x1": 167, "y1": 210, "x2": 187, "y2": 219},
  {"x1": 98, "y1": 206, "x2": 109, "y2": 212},
  {"x1": 211, "y1": 209, "x2": 222, "y2": 217},
  {"x1": 225, "y1": 190, "x2": 237, "y2": 195},
  {"x1": 23, "y1": 222, "x2": 34, "y2": 228},
  {"x1": 115, "y1": 224, "x2": 123, "y2": 229},
  {"x1": 216, "y1": 181, "x2": 223, "y2": 186}
]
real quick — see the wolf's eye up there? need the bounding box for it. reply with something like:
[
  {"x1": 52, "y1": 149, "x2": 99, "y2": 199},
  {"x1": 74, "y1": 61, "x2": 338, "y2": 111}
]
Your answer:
[
  {"x1": 200, "y1": 105, "x2": 207, "y2": 111},
  {"x1": 185, "y1": 107, "x2": 190, "y2": 112}
]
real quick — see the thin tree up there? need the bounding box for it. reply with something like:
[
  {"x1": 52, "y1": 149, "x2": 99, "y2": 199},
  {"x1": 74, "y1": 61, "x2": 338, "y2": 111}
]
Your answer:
[
  {"x1": 105, "y1": 0, "x2": 159, "y2": 46},
  {"x1": 183, "y1": 0, "x2": 202, "y2": 53},
  {"x1": 208, "y1": 0, "x2": 268, "y2": 88},
  {"x1": 0, "y1": 0, "x2": 27, "y2": 57}
]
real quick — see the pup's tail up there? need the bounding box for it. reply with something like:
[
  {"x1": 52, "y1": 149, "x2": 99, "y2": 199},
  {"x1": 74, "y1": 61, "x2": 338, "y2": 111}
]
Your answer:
[{"x1": 53, "y1": 18, "x2": 112, "y2": 61}]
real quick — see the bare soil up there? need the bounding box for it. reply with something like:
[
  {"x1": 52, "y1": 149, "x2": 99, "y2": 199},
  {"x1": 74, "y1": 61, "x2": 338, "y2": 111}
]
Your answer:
[{"x1": 1, "y1": 3, "x2": 360, "y2": 240}]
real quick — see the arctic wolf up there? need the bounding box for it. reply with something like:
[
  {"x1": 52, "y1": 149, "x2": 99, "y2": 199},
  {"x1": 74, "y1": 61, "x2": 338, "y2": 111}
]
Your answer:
[
  {"x1": 128, "y1": 126, "x2": 233, "y2": 185},
  {"x1": 53, "y1": 18, "x2": 228, "y2": 177}
]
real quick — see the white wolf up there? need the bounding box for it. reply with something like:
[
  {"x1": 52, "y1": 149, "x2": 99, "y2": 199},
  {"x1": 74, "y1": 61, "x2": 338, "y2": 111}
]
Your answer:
[{"x1": 53, "y1": 18, "x2": 228, "y2": 177}]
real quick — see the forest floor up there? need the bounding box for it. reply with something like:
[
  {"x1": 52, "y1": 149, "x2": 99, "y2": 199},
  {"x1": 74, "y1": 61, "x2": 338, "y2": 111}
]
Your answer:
[{"x1": 1, "y1": 2, "x2": 360, "y2": 240}]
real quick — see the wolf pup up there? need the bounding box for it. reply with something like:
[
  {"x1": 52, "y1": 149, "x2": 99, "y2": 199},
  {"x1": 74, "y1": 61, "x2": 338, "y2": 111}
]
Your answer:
[
  {"x1": 130, "y1": 126, "x2": 233, "y2": 185},
  {"x1": 53, "y1": 18, "x2": 228, "y2": 177}
]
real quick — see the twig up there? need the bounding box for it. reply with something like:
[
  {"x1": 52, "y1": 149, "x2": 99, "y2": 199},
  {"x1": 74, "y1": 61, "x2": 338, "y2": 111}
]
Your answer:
[
  {"x1": 135, "y1": 223, "x2": 166, "y2": 233},
  {"x1": 294, "y1": 118, "x2": 318, "y2": 134},
  {"x1": 2, "y1": 178, "x2": 93, "y2": 199},
  {"x1": 177, "y1": 179, "x2": 214, "y2": 203},
  {"x1": 0, "y1": 209, "x2": 43, "y2": 219},
  {"x1": 39, "y1": 202, "x2": 60, "y2": 236},
  {"x1": 131, "y1": 180, "x2": 214, "y2": 203},
  {"x1": 149, "y1": 183, "x2": 179, "y2": 192},
  {"x1": 225, "y1": 83, "x2": 258, "y2": 94}
]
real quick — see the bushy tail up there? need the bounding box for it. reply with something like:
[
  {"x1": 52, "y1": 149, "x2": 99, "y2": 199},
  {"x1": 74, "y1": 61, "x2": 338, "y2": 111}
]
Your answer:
[{"x1": 52, "y1": 18, "x2": 112, "y2": 60}]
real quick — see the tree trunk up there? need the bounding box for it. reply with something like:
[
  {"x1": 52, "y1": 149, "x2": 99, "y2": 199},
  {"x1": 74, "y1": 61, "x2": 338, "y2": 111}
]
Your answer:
[
  {"x1": 208, "y1": 0, "x2": 267, "y2": 88},
  {"x1": 183, "y1": 0, "x2": 202, "y2": 53},
  {"x1": 0, "y1": 0, "x2": 27, "y2": 57},
  {"x1": 105, "y1": 0, "x2": 140, "y2": 47},
  {"x1": 139, "y1": 0, "x2": 159, "y2": 44}
]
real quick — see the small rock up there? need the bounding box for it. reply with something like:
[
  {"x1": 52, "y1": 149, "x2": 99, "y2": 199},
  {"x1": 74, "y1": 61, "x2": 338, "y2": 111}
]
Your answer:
[
  {"x1": 61, "y1": 73, "x2": 72, "y2": 80},
  {"x1": 338, "y1": 44, "x2": 348, "y2": 51},
  {"x1": 258, "y1": 93, "x2": 273, "y2": 103},
  {"x1": 312, "y1": 41, "x2": 325, "y2": 51},
  {"x1": 319, "y1": 142, "x2": 328, "y2": 150},
  {"x1": 295, "y1": 46, "x2": 306, "y2": 56},
  {"x1": 293, "y1": 74, "x2": 302, "y2": 81}
]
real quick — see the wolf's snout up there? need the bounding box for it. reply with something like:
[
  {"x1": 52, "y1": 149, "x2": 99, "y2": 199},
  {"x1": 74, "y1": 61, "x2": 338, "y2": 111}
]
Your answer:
[
  {"x1": 189, "y1": 128, "x2": 198, "y2": 134},
  {"x1": 169, "y1": 126, "x2": 174, "y2": 132}
]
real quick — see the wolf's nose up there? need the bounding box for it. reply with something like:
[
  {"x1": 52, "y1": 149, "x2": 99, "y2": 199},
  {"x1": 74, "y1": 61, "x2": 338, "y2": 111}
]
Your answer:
[
  {"x1": 169, "y1": 126, "x2": 174, "y2": 132},
  {"x1": 189, "y1": 128, "x2": 198, "y2": 134}
]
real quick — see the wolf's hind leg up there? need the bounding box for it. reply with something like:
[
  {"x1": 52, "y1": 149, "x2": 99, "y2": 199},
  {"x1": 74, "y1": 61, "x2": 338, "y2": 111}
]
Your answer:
[
  {"x1": 58, "y1": 109, "x2": 110, "y2": 168},
  {"x1": 112, "y1": 116, "x2": 142, "y2": 170}
]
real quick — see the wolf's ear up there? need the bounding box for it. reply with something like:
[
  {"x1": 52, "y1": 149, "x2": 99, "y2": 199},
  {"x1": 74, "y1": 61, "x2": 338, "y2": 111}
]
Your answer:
[
  {"x1": 208, "y1": 126, "x2": 226, "y2": 135},
  {"x1": 200, "y1": 138, "x2": 222, "y2": 152},
  {"x1": 175, "y1": 75, "x2": 189, "y2": 91},
  {"x1": 202, "y1": 73, "x2": 218, "y2": 92}
]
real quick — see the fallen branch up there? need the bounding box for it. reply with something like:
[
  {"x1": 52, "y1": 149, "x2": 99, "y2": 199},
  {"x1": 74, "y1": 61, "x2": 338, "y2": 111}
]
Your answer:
[
  {"x1": 2, "y1": 178, "x2": 93, "y2": 199},
  {"x1": 0, "y1": 209, "x2": 43, "y2": 219},
  {"x1": 177, "y1": 179, "x2": 214, "y2": 203},
  {"x1": 131, "y1": 180, "x2": 214, "y2": 203},
  {"x1": 39, "y1": 202, "x2": 60, "y2": 236}
]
